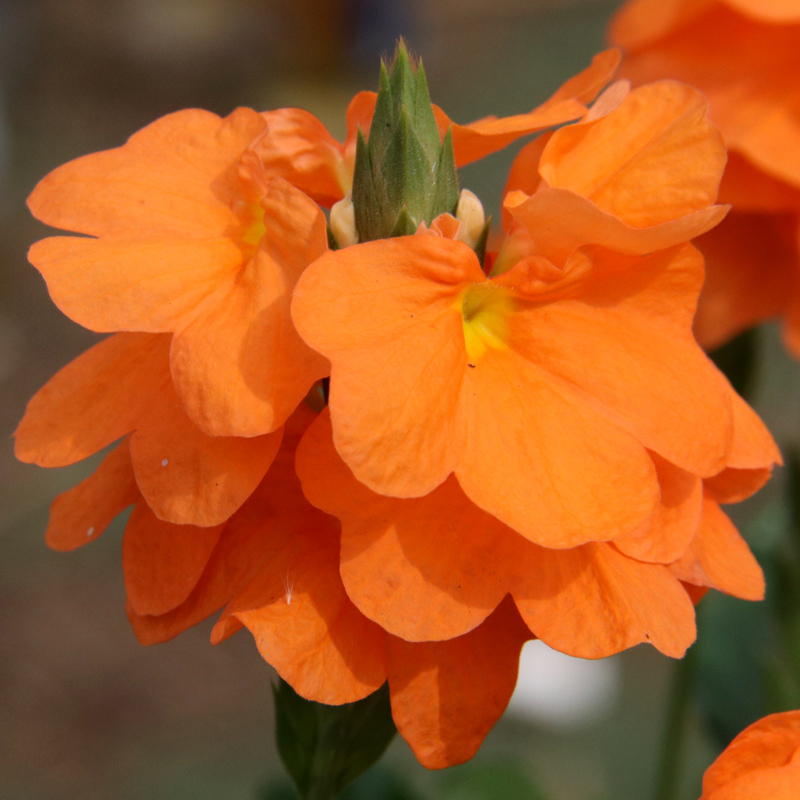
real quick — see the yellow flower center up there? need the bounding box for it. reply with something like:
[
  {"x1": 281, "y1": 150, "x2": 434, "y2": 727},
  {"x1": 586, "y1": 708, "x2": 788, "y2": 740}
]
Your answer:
[
  {"x1": 241, "y1": 203, "x2": 266, "y2": 249},
  {"x1": 459, "y1": 282, "x2": 516, "y2": 363}
]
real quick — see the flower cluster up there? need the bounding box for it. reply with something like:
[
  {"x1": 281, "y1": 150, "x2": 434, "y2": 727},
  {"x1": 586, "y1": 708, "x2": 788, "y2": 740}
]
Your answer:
[
  {"x1": 610, "y1": 0, "x2": 800, "y2": 354},
  {"x1": 16, "y1": 47, "x2": 780, "y2": 768}
]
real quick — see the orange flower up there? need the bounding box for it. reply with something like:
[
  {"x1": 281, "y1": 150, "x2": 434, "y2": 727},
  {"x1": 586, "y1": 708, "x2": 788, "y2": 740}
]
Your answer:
[
  {"x1": 699, "y1": 711, "x2": 800, "y2": 799},
  {"x1": 17, "y1": 48, "x2": 782, "y2": 773},
  {"x1": 609, "y1": 0, "x2": 800, "y2": 354},
  {"x1": 292, "y1": 82, "x2": 758, "y2": 548}
]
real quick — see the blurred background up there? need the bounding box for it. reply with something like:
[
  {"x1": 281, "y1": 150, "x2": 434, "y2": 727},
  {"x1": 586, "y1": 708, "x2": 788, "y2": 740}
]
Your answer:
[{"x1": 3, "y1": 1, "x2": 800, "y2": 798}]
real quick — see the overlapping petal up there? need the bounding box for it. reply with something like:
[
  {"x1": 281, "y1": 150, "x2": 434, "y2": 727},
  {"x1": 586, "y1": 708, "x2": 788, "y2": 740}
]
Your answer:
[
  {"x1": 387, "y1": 598, "x2": 530, "y2": 769},
  {"x1": 15, "y1": 332, "x2": 283, "y2": 527}
]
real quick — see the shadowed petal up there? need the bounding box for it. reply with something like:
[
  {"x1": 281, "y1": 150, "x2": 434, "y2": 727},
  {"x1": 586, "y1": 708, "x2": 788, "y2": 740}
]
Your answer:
[
  {"x1": 387, "y1": 598, "x2": 530, "y2": 769},
  {"x1": 46, "y1": 439, "x2": 139, "y2": 551},
  {"x1": 512, "y1": 542, "x2": 696, "y2": 658},
  {"x1": 123, "y1": 501, "x2": 224, "y2": 616}
]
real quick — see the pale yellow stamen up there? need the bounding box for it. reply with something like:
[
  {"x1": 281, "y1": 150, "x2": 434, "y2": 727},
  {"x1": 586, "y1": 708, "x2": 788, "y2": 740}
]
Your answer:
[
  {"x1": 330, "y1": 192, "x2": 359, "y2": 248},
  {"x1": 459, "y1": 282, "x2": 516, "y2": 363}
]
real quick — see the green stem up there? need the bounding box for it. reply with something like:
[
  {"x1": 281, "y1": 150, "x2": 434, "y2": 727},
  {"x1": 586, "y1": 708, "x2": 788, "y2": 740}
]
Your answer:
[{"x1": 654, "y1": 646, "x2": 696, "y2": 800}]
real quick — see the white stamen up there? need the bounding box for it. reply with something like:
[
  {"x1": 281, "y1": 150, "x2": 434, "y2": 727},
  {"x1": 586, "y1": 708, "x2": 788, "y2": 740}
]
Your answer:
[
  {"x1": 455, "y1": 189, "x2": 486, "y2": 249},
  {"x1": 161, "y1": 459, "x2": 168, "y2": 467}
]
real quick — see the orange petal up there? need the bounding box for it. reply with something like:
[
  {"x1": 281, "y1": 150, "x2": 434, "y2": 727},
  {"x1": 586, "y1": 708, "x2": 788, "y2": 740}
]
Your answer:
[
  {"x1": 169, "y1": 179, "x2": 329, "y2": 438},
  {"x1": 724, "y1": 0, "x2": 800, "y2": 22},
  {"x1": 129, "y1": 377, "x2": 282, "y2": 527},
  {"x1": 439, "y1": 50, "x2": 619, "y2": 168},
  {"x1": 255, "y1": 108, "x2": 349, "y2": 207},
  {"x1": 506, "y1": 186, "x2": 726, "y2": 264},
  {"x1": 539, "y1": 81, "x2": 726, "y2": 228},
  {"x1": 455, "y1": 347, "x2": 659, "y2": 549},
  {"x1": 706, "y1": 758, "x2": 800, "y2": 800},
  {"x1": 702, "y1": 711, "x2": 800, "y2": 797},
  {"x1": 387, "y1": 597, "x2": 531, "y2": 769},
  {"x1": 28, "y1": 235, "x2": 243, "y2": 333},
  {"x1": 45, "y1": 439, "x2": 139, "y2": 551},
  {"x1": 15, "y1": 332, "x2": 171, "y2": 467},
  {"x1": 615, "y1": 452, "x2": 702, "y2": 564},
  {"x1": 27, "y1": 108, "x2": 267, "y2": 238},
  {"x1": 123, "y1": 501, "x2": 224, "y2": 616},
  {"x1": 292, "y1": 236, "x2": 477, "y2": 498},
  {"x1": 212, "y1": 523, "x2": 388, "y2": 706},
  {"x1": 669, "y1": 496, "x2": 764, "y2": 601},
  {"x1": 297, "y1": 410, "x2": 512, "y2": 641},
  {"x1": 512, "y1": 542, "x2": 696, "y2": 658},
  {"x1": 694, "y1": 212, "x2": 799, "y2": 351},
  {"x1": 502, "y1": 244, "x2": 735, "y2": 477},
  {"x1": 127, "y1": 491, "x2": 287, "y2": 644},
  {"x1": 127, "y1": 411, "x2": 316, "y2": 643}
]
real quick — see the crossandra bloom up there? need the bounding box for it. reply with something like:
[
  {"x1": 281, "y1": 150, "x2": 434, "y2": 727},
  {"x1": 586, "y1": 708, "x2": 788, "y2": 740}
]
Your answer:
[
  {"x1": 16, "y1": 46, "x2": 780, "y2": 771},
  {"x1": 699, "y1": 711, "x2": 800, "y2": 799},
  {"x1": 609, "y1": 0, "x2": 800, "y2": 355}
]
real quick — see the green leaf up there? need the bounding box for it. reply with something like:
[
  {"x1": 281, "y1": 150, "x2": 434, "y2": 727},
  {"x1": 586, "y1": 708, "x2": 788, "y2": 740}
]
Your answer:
[{"x1": 273, "y1": 680, "x2": 397, "y2": 800}]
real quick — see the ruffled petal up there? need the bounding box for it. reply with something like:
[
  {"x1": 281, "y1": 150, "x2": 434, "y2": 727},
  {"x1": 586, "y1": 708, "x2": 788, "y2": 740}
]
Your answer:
[
  {"x1": 255, "y1": 108, "x2": 349, "y2": 207},
  {"x1": 123, "y1": 500, "x2": 224, "y2": 616},
  {"x1": 669, "y1": 496, "x2": 765, "y2": 601},
  {"x1": 28, "y1": 235, "x2": 243, "y2": 333},
  {"x1": 45, "y1": 439, "x2": 139, "y2": 551},
  {"x1": 297, "y1": 410, "x2": 511, "y2": 641},
  {"x1": 505, "y1": 186, "x2": 726, "y2": 264},
  {"x1": 512, "y1": 542, "x2": 696, "y2": 658},
  {"x1": 170, "y1": 179, "x2": 329, "y2": 438},
  {"x1": 15, "y1": 332, "x2": 171, "y2": 467},
  {"x1": 387, "y1": 597, "x2": 530, "y2": 769},
  {"x1": 27, "y1": 107, "x2": 266, "y2": 238},
  {"x1": 500, "y1": 244, "x2": 735, "y2": 477},
  {"x1": 538, "y1": 81, "x2": 726, "y2": 228}
]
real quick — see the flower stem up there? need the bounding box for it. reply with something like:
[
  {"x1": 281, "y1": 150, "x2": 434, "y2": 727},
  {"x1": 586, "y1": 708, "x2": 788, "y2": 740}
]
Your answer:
[{"x1": 654, "y1": 645, "x2": 696, "y2": 800}]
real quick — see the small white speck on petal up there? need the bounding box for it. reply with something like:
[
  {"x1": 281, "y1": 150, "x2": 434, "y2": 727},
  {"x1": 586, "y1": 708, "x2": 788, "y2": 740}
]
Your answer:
[
  {"x1": 87, "y1": 527, "x2": 95, "y2": 537},
  {"x1": 161, "y1": 459, "x2": 168, "y2": 467}
]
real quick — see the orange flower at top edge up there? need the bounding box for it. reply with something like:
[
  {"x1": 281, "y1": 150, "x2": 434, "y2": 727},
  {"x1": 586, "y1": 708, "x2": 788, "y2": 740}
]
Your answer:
[
  {"x1": 609, "y1": 0, "x2": 800, "y2": 354},
  {"x1": 699, "y1": 711, "x2": 800, "y2": 799}
]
